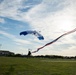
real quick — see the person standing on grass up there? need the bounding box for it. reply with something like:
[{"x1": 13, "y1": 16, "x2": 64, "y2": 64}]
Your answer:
[{"x1": 27, "y1": 51, "x2": 31, "y2": 56}]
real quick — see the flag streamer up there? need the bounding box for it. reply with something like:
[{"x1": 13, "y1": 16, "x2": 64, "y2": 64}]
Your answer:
[{"x1": 32, "y1": 28, "x2": 76, "y2": 53}]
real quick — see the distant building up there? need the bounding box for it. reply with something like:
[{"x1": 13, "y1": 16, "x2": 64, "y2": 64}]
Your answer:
[{"x1": 0, "y1": 50, "x2": 14, "y2": 56}]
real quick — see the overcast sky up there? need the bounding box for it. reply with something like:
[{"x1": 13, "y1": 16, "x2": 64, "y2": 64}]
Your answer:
[{"x1": 0, "y1": 0, "x2": 76, "y2": 56}]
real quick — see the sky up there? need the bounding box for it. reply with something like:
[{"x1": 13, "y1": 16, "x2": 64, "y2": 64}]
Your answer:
[{"x1": 0, "y1": 0, "x2": 76, "y2": 56}]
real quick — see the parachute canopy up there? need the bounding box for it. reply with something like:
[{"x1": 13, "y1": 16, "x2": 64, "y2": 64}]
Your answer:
[{"x1": 20, "y1": 30, "x2": 44, "y2": 40}]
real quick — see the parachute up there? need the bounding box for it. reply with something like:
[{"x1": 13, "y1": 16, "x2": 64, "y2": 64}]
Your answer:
[
  {"x1": 20, "y1": 30, "x2": 44, "y2": 40},
  {"x1": 32, "y1": 28, "x2": 76, "y2": 53}
]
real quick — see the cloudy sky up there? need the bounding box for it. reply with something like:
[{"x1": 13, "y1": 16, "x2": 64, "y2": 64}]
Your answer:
[{"x1": 0, "y1": 0, "x2": 76, "y2": 56}]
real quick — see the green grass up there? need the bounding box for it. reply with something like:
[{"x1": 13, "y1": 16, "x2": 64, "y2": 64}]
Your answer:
[{"x1": 0, "y1": 57, "x2": 76, "y2": 75}]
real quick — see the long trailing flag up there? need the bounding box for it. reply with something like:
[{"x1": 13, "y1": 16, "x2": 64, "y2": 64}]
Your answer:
[{"x1": 32, "y1": 28, "x2": 76, "y2": 53}]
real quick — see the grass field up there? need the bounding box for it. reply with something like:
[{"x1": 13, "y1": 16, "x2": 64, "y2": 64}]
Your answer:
[{"x1": 0, "y1": 57, "x2": 76, "y2": 75}]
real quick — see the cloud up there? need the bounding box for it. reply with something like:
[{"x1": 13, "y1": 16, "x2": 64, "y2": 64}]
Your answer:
[
  {"x1": 0, "y1": 0, "x2": 76, "y2": 23},
  {"x1": 0, "y1": 18, "x2": 5, "y2": 23},
  {"x1": 25, "y1": 0, "x2": 76, "y2": 38},
  {"x1": 0, "y1": 0, "x2": 24, "y2": 21},
  {"x1": 0, "y1": 30, "x2": 31, "y2": 45},
  {"x1": 0, "y1": 0, "x2": 42, "y2": 21},
  {"x1": 25, "y1": 0, "x2": 76, "y2": 55},
  {"x1": 0, "y1": 0, "x2": 76, "y2": 55},
  {"x1": 0, "y1": 26, "x2": 10, "y2": 30}
]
